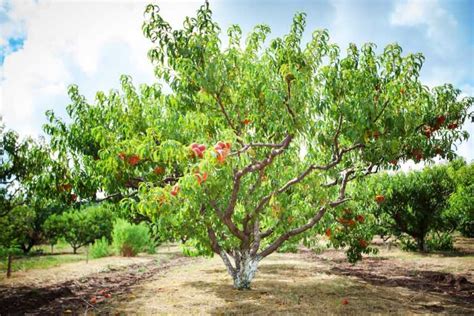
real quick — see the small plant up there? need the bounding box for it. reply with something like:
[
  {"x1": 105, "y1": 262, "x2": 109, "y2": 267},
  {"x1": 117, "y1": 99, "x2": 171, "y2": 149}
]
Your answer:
[
  {"x1": 145, "y1": 242, "x2": 157, "y2": 254},
  {"x1": 400, "y1": 232, "x2": 454, "y2": 252},
  {"x1": 426, "y1": 232, "x2": 454, "y2": 251},
  {"x1": 112, "y1": 219, "x2": 151, "y2": 257},
  {"x1": 90, "y1": 237, "x2": 111, "y2": 259}
]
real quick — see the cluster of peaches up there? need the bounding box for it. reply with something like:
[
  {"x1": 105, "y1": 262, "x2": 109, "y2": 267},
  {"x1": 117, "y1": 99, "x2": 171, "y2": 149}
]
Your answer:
[
  {"x1": 325, "y1": 208, "x2": 368, "y2": 249},
  {"x1": 422, "y1": 114, "x2": 458, "y2": 139},
  {"x1": 190, "y1": 141, "x2": 232, "y2": 163},
  {"x1": 169, "y1": 141, "x2": 232, "y2": 197},
  {"x1": 58, "y1": 182, "x2": 77, "y2": 203}
]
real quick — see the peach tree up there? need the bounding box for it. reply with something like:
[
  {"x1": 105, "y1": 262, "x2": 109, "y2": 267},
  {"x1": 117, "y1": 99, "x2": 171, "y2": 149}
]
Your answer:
[
  {"x1": 49, "y1": 3, "x2": 472, "y2": 289},
  {"x1": 132, "y1": 3, "x2": 473, "y2": 289}
]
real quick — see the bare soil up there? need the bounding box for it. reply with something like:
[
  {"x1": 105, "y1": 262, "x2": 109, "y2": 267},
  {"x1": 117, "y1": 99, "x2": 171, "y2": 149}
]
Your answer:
[
  {"x1": 0, "y1": 240, "x2": 473, "y2": 315},
  {"x1": 105, "y1": 247, "x2": 473, "y2": 315},
  {"x1": 0, "y1": 246, "x2": 194, "y2": 315}
]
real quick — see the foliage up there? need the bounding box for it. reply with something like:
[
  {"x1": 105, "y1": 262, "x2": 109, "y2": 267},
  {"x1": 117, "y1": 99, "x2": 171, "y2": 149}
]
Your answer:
[
  {"x1": 90, "y1": 237, "x2": 111, "y2": 259},
  {"x1": 446, "y1": 161, "x2": 474, "y2": 237},
  {"x1": 112, "y1": 219, "x2": 152, "y2": 257},
  {"x1": 0, "y1": 206, "x2": 37, "y2": 254},
  {"x1": 44, "y1": 204, "x2": 114, "y2": 254},
  {"x1": 369, "y1": 164, "x2": 456, "y2": 251},
  {"x1": 400, "y1": 232, "x2": 454, "y2": 252},
  {"x1": 426, "y1": 232, "x2": 454, "y2": 251},
  {"x1": 43, "y1": 3, "x2": 473, "y2": 289}
]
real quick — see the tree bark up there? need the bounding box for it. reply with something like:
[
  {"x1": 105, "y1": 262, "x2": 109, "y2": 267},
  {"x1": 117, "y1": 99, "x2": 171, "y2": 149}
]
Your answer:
[
  {"x1": 20, "y1": 243, "x2": 34, "y2": 254},
  {"x1": 219, "y1": 250, "x2": 260, "y2": 290},
  {"x1": 417, "y1": 236, "x2": 427, "y2": 252},
  {"x1": 6, "y1": 254, "x2": 12, "y2": 278}
]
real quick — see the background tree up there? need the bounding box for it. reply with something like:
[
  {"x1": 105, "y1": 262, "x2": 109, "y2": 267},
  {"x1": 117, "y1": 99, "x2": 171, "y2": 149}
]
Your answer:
[
  {"x1": 446, "y1": 161, "x2": 474, "y2": 237},
  {"x1": 0, "y1": 206, "x2": 36, "y2": 277},
  {"x1": 369, "y1": 165, "x2": 456, "y2": 251},
  {"x1": 44, "y1": 205, "x2": 114, "y2": 254},
  {"x1": 1, "y1": 120, "x2": 52, "y2": 217}
]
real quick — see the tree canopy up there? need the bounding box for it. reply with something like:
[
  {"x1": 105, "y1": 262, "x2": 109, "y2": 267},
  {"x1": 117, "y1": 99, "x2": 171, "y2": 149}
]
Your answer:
[{"x1": 42, "y1": 3, "x2": 473, "y2": 289}]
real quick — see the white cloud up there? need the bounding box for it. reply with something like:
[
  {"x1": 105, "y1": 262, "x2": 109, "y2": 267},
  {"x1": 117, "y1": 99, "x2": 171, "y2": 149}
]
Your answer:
[
  {"x1": 0, "y1": 0, "x2": 202, "y2": 137},
  {"x1": 390, "y1": 0, "x2": 457, "y2": 54}
]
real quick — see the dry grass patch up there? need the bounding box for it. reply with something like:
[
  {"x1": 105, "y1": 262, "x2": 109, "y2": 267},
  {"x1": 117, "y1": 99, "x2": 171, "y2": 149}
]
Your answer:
[{"x1": 109, "y1": 250, "x2": 473, "y2": 315}]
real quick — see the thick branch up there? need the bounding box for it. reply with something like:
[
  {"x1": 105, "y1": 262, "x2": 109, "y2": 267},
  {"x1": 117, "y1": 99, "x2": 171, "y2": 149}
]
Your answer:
[
  {"x1": 207, "y1": 225, "x2": 236, "y2": 276},
  {"x1": 224, "y1": 134, "x2": 293, "y2": 219},
  {"x1": 258, "y1": 169, "x2": 354, "y2": 259},
  {"x1": 251, "y1": 142, "x2": 364, "y2": 220},
  {"x1": 208, "y1": 198, "x2": 247, "y2": 241}
]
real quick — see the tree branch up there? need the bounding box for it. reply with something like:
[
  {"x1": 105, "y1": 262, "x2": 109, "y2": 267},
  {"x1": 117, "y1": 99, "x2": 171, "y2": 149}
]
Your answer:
[
  {"x1": 373, "y1": 100, "x2": 389, "y2": 123},
  {"x1": 258, "y1": 169, "x2": 354, "y2": 259},
  {"x1": 214, "y1": 92, "x2": 239, "y2": 135},
  {"x1": 224, "y1": 134, "x2": 293, "y2": 220}
]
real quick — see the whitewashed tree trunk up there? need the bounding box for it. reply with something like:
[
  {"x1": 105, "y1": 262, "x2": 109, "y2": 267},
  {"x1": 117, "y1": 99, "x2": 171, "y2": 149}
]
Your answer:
[{"x1": 219, "y1": 250, "x2": 260, "y2": 290}]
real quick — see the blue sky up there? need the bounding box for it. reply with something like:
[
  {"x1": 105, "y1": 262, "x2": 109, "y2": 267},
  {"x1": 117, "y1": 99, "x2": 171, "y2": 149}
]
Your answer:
[{"x1": 0, "y1": 0, "x2": 473, "y2": 165}]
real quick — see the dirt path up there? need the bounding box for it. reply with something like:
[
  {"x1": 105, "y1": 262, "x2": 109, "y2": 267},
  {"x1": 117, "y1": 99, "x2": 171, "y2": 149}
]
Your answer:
[
  {"x1": 1, "y1": 244, "x2": 472, "y2": 315},
  {"x1": 0, "y1": 246, "x2": 195, "y2": 315},
  {"x1": 0, "y1": 256, "x2": 153, "y2": 287},
  {"x1": 106, "y1": 249, "x2": 473, "y2": 315}
]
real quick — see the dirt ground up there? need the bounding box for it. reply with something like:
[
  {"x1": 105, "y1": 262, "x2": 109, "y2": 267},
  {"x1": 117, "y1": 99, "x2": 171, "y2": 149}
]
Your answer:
[
  {"x1": 1, "y1": 240, "x2": 473, "y2": 315},
  {"x1": 106, "y1": 248, "x2": 473, "y2": 315}
]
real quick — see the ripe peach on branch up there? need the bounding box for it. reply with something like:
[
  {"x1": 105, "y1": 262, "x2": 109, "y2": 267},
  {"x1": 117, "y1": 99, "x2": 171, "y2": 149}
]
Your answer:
[
  {"x1": 214, "y1": 141, "x2": 231, "y2": 163},
  {"x1": 171, "y1": 184, "x2": 180, "y2": 196},
  {"x1": 375, "y1": 195, "x2": 385, "y2": 203},
  {"x1": 190, "y1": 143, "x2": 206, "y2": 158},
  {"x1": 127, "y1": 154, "x2": 141, "y2": 166}
]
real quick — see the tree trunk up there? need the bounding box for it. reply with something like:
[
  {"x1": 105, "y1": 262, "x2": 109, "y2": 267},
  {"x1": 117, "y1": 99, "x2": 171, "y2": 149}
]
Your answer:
[
  {"x1": 417, "y1": 236, "x2": 427, "y2": 252},
  {"x1": 20, "y1": 243, "x2": 34, "y2": 254},
  {"x1": 6, "y1": 254, "x2": 12, "y2": 278},
  {"x1": 220, "y1": 250, "x2": 260, "y2": 290},
  {"x1": 51, "y1": 244, "x2": 54, "y2": 254},
  {"x1": 73, "y1": 246, "x2": 78, "y2": 254}
]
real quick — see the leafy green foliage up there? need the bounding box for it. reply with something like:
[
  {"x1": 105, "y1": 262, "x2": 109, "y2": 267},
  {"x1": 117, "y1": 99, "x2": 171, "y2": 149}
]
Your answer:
[
  {"x1": 446, "y1": 161, "x2": 474, "y2": 237},
  {"x1": 44, "y1": 204, "x2": 114, "y2": 254},
  {"x1": 112, "y1": 219, "x2": 152, "y2": 257},
  {"x1": 369, "y1": 164, "x2": 456, "y2": 251},
  {"x1": 0, "y1": 205, "x2": 37, "y2": 259},
  {"x1": 90, "y1": 237, "x2": 111, "y2": 259}
]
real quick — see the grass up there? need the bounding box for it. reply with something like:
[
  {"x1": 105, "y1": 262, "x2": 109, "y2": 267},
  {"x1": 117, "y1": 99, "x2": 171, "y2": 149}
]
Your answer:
[
  {"x1": 0, "y1": 253, "x2": 86, "y2": 274},
  {"x1": 0, "y1": 240, "x2": 86, "y2": 275}
]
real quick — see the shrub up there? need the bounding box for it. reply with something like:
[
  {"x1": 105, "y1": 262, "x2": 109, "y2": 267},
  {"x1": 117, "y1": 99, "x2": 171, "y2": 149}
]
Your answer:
[
  {"x1": 90, "y1": 237, "x2": 111, "y2": 259},
  {"x1": 399, "y1": 233, "x2": 454, "y2": 252},
  {"x1": 145, "y1": 242, "x2": 157, "y2": 254},
  {"x1": 426, "y1": 233, "x2": 454, "y2": 251},
  {"x1": 277, "y1": 242, "x2": 299, "y2": 253},
  {"x1": 112, "y1": 219, "x2": 151, "y2": 257}
]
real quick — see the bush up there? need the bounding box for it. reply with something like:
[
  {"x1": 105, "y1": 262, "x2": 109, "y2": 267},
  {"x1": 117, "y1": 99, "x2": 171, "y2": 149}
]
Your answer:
[
  {"x1": 399, "y1": 233, "x2": 454, "y2": 252},
  {"x1": 426, "y1": 233, "x2": 454, "y2": 251},
  {"x1": 145, "y1": 242, "x2": 157, "y2": 254},
  {"x1": 90, "y1": 237, "x2": 111, "y2": 259},
  {"x1": 112, "y1": 219, "x2": 151, "y2": 257}
]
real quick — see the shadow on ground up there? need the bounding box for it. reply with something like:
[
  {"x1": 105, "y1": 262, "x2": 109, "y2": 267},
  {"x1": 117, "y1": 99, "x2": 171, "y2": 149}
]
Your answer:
[{"x1": 186, "y1": 258, "x2": 474, "y2": 315}]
